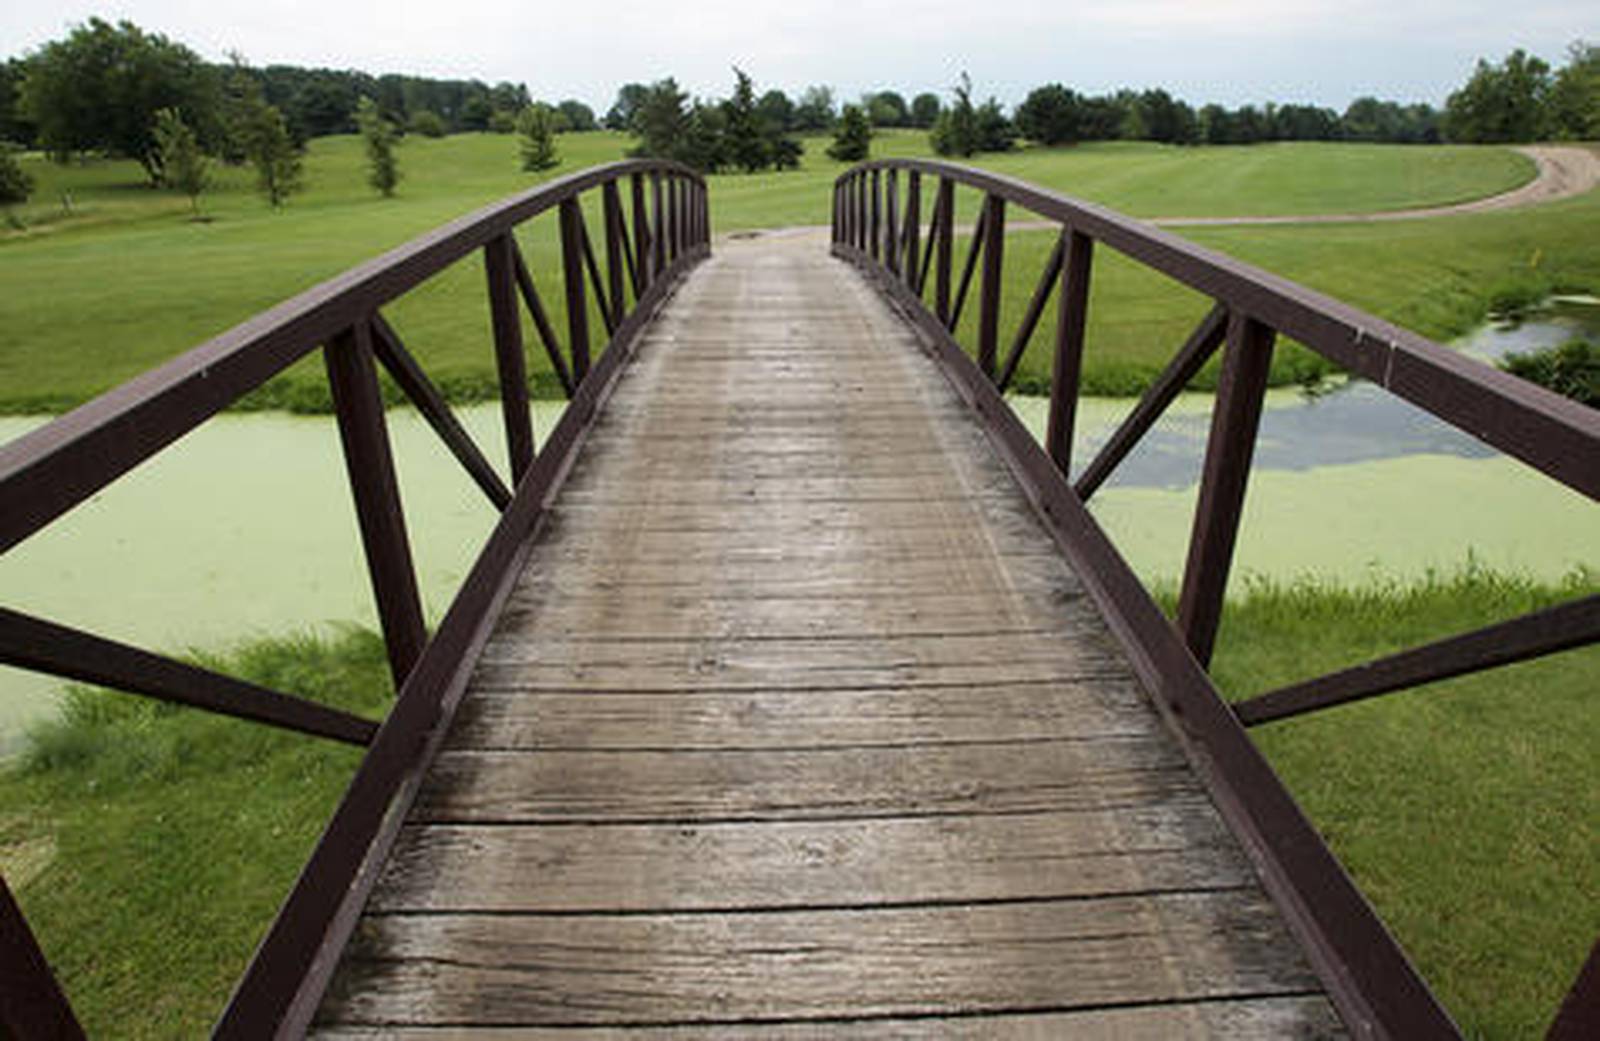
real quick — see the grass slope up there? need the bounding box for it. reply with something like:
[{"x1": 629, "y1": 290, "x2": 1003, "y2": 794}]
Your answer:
[
  {"x1": 958, "y1": 186, "x2": 1600, "y2": 394},
  {"x1": 0, "y1": 133, "x2": 1552, "y2": 412},
  {"x1": 2, "y1": 570, "x2": 1593, "y2": 1037},
  {"x1": 1199, "y1": 568, "x2": 1599, "y2": 1040},
  {"x1": 0, "y1": 630, "x2": 388, "y2": 1037}
]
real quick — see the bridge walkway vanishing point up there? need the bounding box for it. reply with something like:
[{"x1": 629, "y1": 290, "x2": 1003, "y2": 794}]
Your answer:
[{"x1": 310, "y1": 233, "x2": 1342, "y2": 1036}]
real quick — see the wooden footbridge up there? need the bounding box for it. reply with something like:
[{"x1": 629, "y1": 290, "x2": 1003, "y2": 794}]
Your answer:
[{"x1": 2, "y1": 161, "x2": 1597, "y2": 1039}]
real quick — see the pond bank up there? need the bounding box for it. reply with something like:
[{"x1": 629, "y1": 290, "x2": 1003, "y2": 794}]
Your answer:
[{"x1": 3, "y1": 313, "x2": 1595, "y2": 750}]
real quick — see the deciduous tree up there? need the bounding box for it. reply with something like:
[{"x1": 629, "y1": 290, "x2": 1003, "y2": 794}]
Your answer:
[
  {"x1": 556, "y1": 99, "x2": 597, "y2": 132},
  {"x1": 794, "y1": 85, "x2": 836, "y2": 131},
  {"x1": 1015, "y1": 84, "x2": 1082, "y2": 145},
  {"x1": 151, "y1": 107, "x2": 210, "y2": 215},
  {"x1": 356, "y1": 96, "x2": 400, "y2": 196},
  {"x1": 19, "y1": 18, "x2": 220, "y2": 183},
  {"x1": 1445, "y1": 49, "x2": 1553, "y2": 142},
  {"x1": 228, "y1": 68, "x2": 302, "y2": 207},
  {"x1": 0, "y1": 144, "x2": 32, "y2": 212},
  {"x1": 910, "y1": 92, "x2": 941, "y2": 128}
]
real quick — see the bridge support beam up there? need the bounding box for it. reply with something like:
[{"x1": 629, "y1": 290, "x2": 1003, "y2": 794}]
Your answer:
[
  {"x1": 325, "y1": 321, "x2": 428, "y2": 688},
  {"x1": 1177, "y1": 313, "x2": 1275, "y2": 668}
]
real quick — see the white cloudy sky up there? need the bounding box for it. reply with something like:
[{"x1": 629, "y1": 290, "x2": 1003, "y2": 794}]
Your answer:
[{"x1": 3, "y1": 0, "x2": 1595, "y2": 111}]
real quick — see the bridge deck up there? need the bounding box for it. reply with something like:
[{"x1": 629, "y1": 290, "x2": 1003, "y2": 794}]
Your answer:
[{"x1": 313, "y1": 235, "x2": 1343, "y2": 1036}]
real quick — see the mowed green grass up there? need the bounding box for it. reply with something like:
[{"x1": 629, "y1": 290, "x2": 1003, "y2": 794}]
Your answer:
[
  {"x1": 0, "y1": 132, "x2": 1547, "y2": 411},
  {"x1": 1198, "y1": 570, "x2": 1600, "y2": 1040},
  {"x1": 949, "y1": 184, "x2": 1600, "y2": 394},
  {"x1": 2, "y1": 571, "x2": 1592, "y2": 1038}
]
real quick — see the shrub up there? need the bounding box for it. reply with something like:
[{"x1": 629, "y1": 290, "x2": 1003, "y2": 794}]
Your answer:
[
  {"x1": 409, "y1": 109, "x2": 447, "y2": 137},
  {"x1": 1500, "y1": 338, "x2": 1600, "y2": 407}
]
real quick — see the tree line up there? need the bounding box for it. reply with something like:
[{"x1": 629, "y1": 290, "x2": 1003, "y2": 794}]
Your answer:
[
  {"x1": 2, "y1": 17, "x2": 1595, "y2": 211},
  {"x1": 0, "y1": 18, "x2": 594, "y2": 171}
]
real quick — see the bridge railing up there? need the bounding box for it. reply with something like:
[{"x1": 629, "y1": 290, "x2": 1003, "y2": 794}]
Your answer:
[
  {"x1": 0, "y1": 160, "x2": 710, "y2": 1038},
  {"x1": 833, "y1": 159, "x2": 1599, "y2": 1041}
]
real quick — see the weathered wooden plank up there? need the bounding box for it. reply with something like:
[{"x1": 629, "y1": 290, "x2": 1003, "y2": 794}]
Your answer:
[
  {"x1": 446, "y1": 679, "x2": 1153, "y2": 750},
  {"x1": 513, "y1": 549, "x2": 1076, "y2": 596},
  {"x1": 473, "y1": 630, "x2": 1127, "y2": 691},
  {"x1": 372, "y1": 800, "x2": 1250, "y2": 912},
  {"x1": 413, "y1": 737, "x2": 1194, "y2": 823},
  {"x1": 319, "y1": 891, "x2": 1321, "y2": 1026},
  {"x1": 314, "y1": 995, "x2": 1344, "y2": 1037},
  {"x1": 491, "y1": 587, "x2": 1096, "y2": 643},
  {"x1": 556, "y1": 469, "x2": 1022, "y2": 506},
  {"x1": 542, "y1": 494, "x2": 1055, "y2": 539}
]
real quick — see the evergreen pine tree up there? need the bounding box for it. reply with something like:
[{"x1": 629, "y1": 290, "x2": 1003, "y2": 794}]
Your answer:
[
  {"x1": 827, "y1": 104, "x2": 871, "y2": 162},
  {"x1": 517, "y1": 104, "x2": 560, "y2": 171}
]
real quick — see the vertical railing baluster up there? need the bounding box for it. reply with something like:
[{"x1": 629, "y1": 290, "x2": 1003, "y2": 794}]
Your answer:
[
  {"x1": 559, "y1": 198, "x2": 591, "y2": 385},
  {"x1": 1, "y1": 874, "x2": 85, "y2": 1040},
  {"x1": 603, "y1": 180, "x2": 627, "y2": 326},
  {"x1": 903, "y1": 171, "x2": 921, "y2": 290},
  {"x1": 1176, "y1": 313, "x2": 1275, "y2": 667},
  {"x1": 669, "y1": 177, "x2": 683, "y2": 264},
  {"x1": 483, "y1": 234, "x2": 536, "y2": 480},
  {"x1": 631, "y1": 173, "x2": 650, "y2": 293},
  {"x1": 869, "y1": 169, "x2": 882, "y2": 264},
  {"x1": 651, "y1": 172, "x2": 667, "y2": 275},
  {"x1": 325, "y1": 320, "x2": 427, "y2": 687},
  {"x1": 859, "y1": 174, "x2": 870, "y2": 253},
  {"x1": 977, "y1": 193, "x2": 1006, "y2": 379},
  {"x1": 699, "y1": 180, "x2": 711, "y2": 247},
  {"x1": 884, "y1": 169, "x2": 900, "y2": 277},
  {"x1": 935, "y1": 178, "x2": 954, "y2": 324},
  {"x1": 1045, "y1": 228, "x2": 1094, "y2": 476},
  {"x1": 853, "y1": 175, "x2": 864, "y2": 251}
]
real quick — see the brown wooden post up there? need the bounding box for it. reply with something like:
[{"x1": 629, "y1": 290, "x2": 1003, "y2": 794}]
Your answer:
[
  {"x1": 670, "y1": 177, "x2": 684, "y2": 262},
  {"x1": 903, "y1": 171, "x2": 921, "y2": 290},
  {"x1": 559, "y1": 197, "x2": 591, "y2": 385},
  {"x1": 1046, "y1": 228, "x2": 1094, "y2": 475},
  {"x1": 935, "y1": 178, "x2": 954, "y2": 324},
  {"x1": 852, "y1": 173, "x2": 861, "y2": 252},
  {"x1": 324, "y1": 321, "x2": 428, "y2": 687},
  {"x1": 650, "y1": 172, "x2": 667, "y2": 275},
  {"x1": 1176, "y1": 313, "x2": 1276, "y2": 667},
  {"x1": 602, "y1": 180, "x2": 627, "y2": 326},
  {"x1": 977, "y1": 193, "x2": 1006, "y2": 379},
  {"x1": 884, "y1": 168, "x2": 900, "y2": 276},
  {"x1": 630, "y1": 173, "x2": 650, "y2": 293},
  {"x1": 482, "y1": 234, "x2": 535, "y2": 481},
  {"x1": 1, "y1": 874, "x2": 85, "y2": 1040},
  {"x1": 869, "y1": 169, "x2": 881, "y2": 263}
]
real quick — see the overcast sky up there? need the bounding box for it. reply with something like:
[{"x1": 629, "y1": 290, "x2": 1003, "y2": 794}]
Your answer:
[{"x1": 4, "y1": 1, "x2": 1595, "y2": 112}]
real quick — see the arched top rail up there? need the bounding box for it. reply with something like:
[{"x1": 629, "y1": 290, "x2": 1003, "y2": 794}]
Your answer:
[
  {"x1": 833, "y1": 158, "x2": 1600, "y2": 503},
  {"x1": 1, "y1": 160, "x2": 711, "y2": 1036},
  {"x1": 0, "y1": 159, "x2": 709, "y2": 558},
  {"x1": 833, "y1": 158, "x2": 1598, "y2": 1040}
]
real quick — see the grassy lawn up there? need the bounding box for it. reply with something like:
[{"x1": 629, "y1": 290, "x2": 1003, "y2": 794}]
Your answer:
[
  {"x1": 2, "y1": 570, "x2": 1592, "y2": 1038},
  {"x1": 1201, "y1": 569, "x2": 1599, "y2": 1040},
  {"x1": 949, "y1": 186, "x2": 1600, "y2": 394},
  {"x1": 0, "y1": 132, "x2": 1554, "y2": 412}
]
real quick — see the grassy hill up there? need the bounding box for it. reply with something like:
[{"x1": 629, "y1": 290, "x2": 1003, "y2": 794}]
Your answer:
[{"x1": 2, "y1": 131, "x2": 1581, "y2": 411}]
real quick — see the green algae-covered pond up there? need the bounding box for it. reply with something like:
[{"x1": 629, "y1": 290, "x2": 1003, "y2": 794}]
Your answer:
[{"x1": 2, "y1": 313, "x2": 1595, "y2": 751}]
